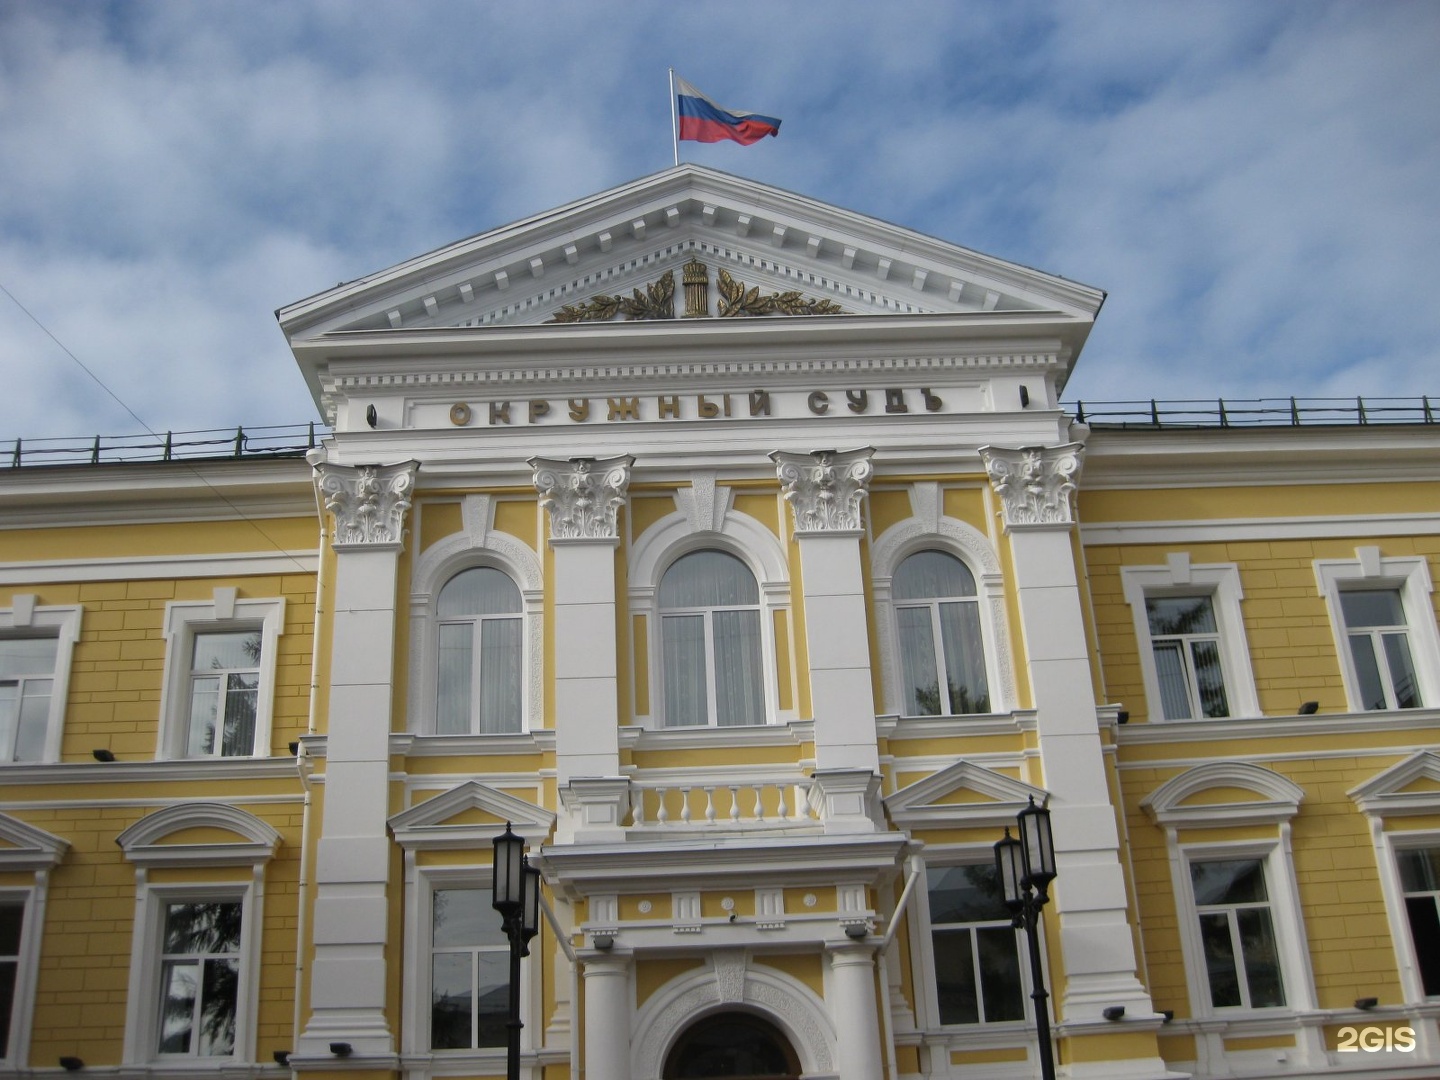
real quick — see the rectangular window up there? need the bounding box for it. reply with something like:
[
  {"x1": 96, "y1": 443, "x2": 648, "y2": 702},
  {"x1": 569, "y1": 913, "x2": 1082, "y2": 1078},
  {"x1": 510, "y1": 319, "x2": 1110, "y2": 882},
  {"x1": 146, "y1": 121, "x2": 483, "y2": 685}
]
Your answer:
[
  {"x1": 927, "y1": 864, "x2": 1025, "y2": 1024},
  {"x1": 430, "y1": 888, "x2": 509, "y2": 1050},
  {"x1": 157, "y1": 900, "x2": 242, "y2": 1057},
  {"x1": 0, "y1": 638, "x2": 59, "y2": 763},
  {"x1": 0, "y1": 899, "x2": 22, "y2": 1059},
  {"x1": 1397, "y1": 847, "x2": 1440, "y2": 997},
  {"x1": 1190, "y1": 859, "x2": 1285, "y2": 1009},
  {"x1": 1146, "y1": 596, "x2": 1229, "y2": 720},
  {"x1": 186, "y1": 631, "x2": 261, "y2": 757},
  {"x1": 1340, "y1": 590, "x2": 1421, "y2": 710}
]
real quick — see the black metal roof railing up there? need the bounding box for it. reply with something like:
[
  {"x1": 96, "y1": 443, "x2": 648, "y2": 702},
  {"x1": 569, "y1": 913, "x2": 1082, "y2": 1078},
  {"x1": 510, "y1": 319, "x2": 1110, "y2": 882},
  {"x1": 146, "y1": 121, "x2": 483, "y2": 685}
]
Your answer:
[
  {"x1": 1067, "y1": 396, "x2": 1436, "y2": 429},
  {"x1": 5, "y1": 423, "x2": 328, "y2": 468}
]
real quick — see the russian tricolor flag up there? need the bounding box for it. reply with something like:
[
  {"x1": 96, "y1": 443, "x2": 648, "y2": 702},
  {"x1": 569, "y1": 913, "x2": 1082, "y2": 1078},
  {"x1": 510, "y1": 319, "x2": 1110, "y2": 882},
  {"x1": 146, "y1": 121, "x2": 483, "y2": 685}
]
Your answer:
[{"x1": 675, "y1": 76, "x2": 781, "y2": 146}]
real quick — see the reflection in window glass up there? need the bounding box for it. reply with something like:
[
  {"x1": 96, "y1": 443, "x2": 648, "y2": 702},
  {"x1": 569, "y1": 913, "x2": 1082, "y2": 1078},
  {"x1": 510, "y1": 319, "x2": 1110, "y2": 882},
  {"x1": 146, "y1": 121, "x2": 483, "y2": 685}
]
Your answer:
[
  {"x1": 894, "y1": 552, "x2": 989, "y2": 716},
  {"x1": 926, "y1": 864, "x2": 1024, "y2": 1024},
  {"x1": 1397, "y1": 848, "x2": 1440, "y2": 996},
  {"x1": 158, "y1": 901, "x2": 242, "y2": 1056},
  {"x1": 431, "y1": 888, "x2": 509, "y2": 1050},
  {"x1": 1189, "y1": 859, "x2": 1284, "y2": 1009}
]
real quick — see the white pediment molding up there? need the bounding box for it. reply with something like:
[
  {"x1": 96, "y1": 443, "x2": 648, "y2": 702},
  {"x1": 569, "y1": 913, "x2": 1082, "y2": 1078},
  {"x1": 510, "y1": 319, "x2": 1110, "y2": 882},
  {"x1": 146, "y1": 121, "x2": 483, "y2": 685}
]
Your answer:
[
  {"x1": 885, "y1": 760, "x2": 1048, "y2": 828},
  {"x1": 389, "y1": 780, "x2": 555, "y2": 849},
  {"x1": 116, "y1": 803, "x2": 282, "y2": 867},
  {"x1": 278, "y1": 165, "x2": 1102, "y2": 342},
  {"x1": 0, "y1": 811, "x2": 69, "y2": 872},
  {"x1": 1349, "y1": 751, "x2": 1440, "y2": 817},
  {"x1": 1142, "y1": 761, "x2": 1304, "y2": 828}
]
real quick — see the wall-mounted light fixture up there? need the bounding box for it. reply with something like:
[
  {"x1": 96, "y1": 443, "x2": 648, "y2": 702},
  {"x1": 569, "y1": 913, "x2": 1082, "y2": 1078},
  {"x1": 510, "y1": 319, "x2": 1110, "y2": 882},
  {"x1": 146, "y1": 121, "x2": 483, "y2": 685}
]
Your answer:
[
  {"x1": 91, "y1": 749, "x2": 115, "y2": 762},
  {"x1": 1298, "y1": 701, "x2": 1320, "y2": 715},
  {"x1": 59, "y1": 1058, "x2": 84, "y2": 1071},
  {"x1": 1103, "y1": 1005, "x2": 1126, "y2": 1021},
  {"x1": 328, "y1": 1043, "x2": 352, "y2": 1057},
  {"x1": 1355, "y1": 996, "x2": 1379, "y2": 1010},
  {"x1": 273, "y1": 1051, "x2": 291, "y2": 1066}
]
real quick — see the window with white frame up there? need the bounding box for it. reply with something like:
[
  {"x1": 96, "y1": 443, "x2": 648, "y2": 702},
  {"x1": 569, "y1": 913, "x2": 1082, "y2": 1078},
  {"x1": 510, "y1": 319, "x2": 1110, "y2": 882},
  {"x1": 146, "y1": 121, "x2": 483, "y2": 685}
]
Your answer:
[
  {"x1": 1122, "y1": 559, "x2": 1259, "y2": 721},
  {"x1": 435, "y1": 568, "x2": 523, "y2": 735},
  {"x1": 1316, "y1": 552, "x2": 1440, "y2": 713},
  {"x1": 658, "y1": 550, "x2": 765, "y2": 727},
  {"x1": 0, "y1": 896, "x2": 23, "y2": 1060},
  {"x1": 156, "y1": 897, "x2": 244, "y2": 1056},
  {"x1": 159, "y1": 593, "x2": 284, "y2": 759},
  {"x1": 429, "y1": 886, "x2": 510, "y2": 1050},
  {"x1": 0, "y1": 601, "x2": 82, "y2": 764},
  {"x1": 1188, "y1": 857, "x2": 1286, "y2": 1010},
  {"x1": 1396, "y1": 846, "x2": 1440, "y2": 997},
  {"x1": 893, "y1": 551, "x2": 990, "y2": 716},
  {"x1": 926, "y1": 862, "x2": 1025, "y2": 1024}
]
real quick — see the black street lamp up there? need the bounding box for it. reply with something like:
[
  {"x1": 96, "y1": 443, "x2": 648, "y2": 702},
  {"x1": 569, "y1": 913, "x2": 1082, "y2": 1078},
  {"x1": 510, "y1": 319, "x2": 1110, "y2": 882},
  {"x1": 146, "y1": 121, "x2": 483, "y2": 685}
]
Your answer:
[
  {"x1": 493, "y1": 823, "x2": 541, "y2": 1080},
  {"x1": 995, "y1": 796, "x2": 1057, "y2": 1080}
]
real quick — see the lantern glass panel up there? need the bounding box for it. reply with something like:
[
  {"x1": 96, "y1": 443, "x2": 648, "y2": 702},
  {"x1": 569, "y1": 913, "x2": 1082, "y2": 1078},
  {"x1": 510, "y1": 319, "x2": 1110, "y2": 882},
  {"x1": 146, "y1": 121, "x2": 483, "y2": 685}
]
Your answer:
[
  {"x1": 491, "y1": 826, "x2": 525, "y2": 912},
  {"x1": 994, "y1": 831, "x2": 1025, "y2": 907},
  {"x1": 1017, "y1": 799, "x2": 1055, "y2": 886}
]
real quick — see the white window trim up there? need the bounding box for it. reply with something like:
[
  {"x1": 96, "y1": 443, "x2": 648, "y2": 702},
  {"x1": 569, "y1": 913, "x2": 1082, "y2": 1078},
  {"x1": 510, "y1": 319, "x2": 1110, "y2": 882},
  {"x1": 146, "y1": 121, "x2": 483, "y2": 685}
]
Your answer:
[
  {"x1": 156, "y1": 590, "x2": 284, "y2": 760},
  {"x1": 870, "y1": 486, "x2": 1015, "y2": 717},
  {"x1": 909, "y1": 846, "x2": 1035, "y2": 1033},
  {"x1": 407, "y1": 495, "x2": 543, "y2": 737},
  {"x1": 0, "y1": 812, "x2": 67, "y2": 1068},
  {"x1": 629, "y1": 483, "x2": 791, "y2": 730},
  {"x1": 118, "y1": 803, "x2": 278, "y2": 1066},
  {"x1": 1121, "y1": 556, "x2": 1260, "y2": 721},
  {"x1": 1143, "y1": 763, "x2": 1316, "y2": 1021},
  {"x1": 1315, "y1": 549, "x2": 1440, "y2": 712},
  {"x1": 1350, "y1": 751, "x2": 1440, "y2": 1003},
  {"x1": 0, "y1": 598, "x2": 82, "y2": 764}
]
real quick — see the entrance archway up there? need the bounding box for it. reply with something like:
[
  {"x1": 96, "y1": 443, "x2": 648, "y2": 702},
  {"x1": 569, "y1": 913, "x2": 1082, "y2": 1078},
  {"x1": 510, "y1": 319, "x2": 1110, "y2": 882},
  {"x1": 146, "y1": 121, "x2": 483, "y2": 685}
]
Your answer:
[{"x1": 662, "y1": 1011, "x2": 802, "y2": 1080}]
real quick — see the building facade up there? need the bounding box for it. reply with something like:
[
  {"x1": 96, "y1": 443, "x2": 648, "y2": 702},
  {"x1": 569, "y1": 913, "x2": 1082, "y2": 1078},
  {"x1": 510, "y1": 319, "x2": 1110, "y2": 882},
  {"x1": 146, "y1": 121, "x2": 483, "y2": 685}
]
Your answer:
[{"x1": 2, "y1": 166, "x2": 1438, "y2": 1080}]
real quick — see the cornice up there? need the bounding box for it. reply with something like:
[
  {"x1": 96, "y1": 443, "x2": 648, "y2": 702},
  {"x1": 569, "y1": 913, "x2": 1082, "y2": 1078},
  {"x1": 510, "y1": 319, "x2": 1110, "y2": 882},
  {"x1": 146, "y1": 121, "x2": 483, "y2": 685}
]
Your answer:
[
  {"x1": 1114, "y1": 707, "x2": 1440, "y2": 747},
  {"x1": 0, "y1": 550, "x2": 318, "y2": 585},
  {"x1": 0, "y1": 757, "x2": 304, "y2": 784},
  {"x1": 1080, "y1": 511, "x2": 1440, "y2": 546}
]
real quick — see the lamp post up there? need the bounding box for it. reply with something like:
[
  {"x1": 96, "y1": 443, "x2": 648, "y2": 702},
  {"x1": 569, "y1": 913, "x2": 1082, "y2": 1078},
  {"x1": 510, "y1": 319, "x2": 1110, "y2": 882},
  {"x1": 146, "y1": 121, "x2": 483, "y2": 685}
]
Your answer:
[
  {"x1": 995, "y1": 796, "x2": 1057, "y2": 1080},
  {"x1": 493, "y1": 823, "x2": 541, "y2": 1080}
]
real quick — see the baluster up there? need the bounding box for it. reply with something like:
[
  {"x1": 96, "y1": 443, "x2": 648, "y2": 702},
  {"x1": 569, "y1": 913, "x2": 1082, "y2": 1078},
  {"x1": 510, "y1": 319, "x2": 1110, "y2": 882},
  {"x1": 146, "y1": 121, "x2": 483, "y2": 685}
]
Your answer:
[
  {"x1": 704, "y1": 786, "x2": 717, "y2": 824},
  {"x1": 656, "y1": 787, "x2": 669, "y2": 824},
  {"x1": 776, "y1": 784, "x2": 789, "y2": 821},
  {"x1": 795, "y1": 783, "x2": 810, "y2": 821},
  {"x1": 728, "y1": 785, "x2": 741, "y2": 822},
  {"x1": 632, "y1": 788, "x2": 646, "y2": 826},
  {"x1": 753, "y1": 785, "x2": 766, "y2": 823},
  {"x1": 680, "y1": 786, "x2": 692, "y2": 824}
]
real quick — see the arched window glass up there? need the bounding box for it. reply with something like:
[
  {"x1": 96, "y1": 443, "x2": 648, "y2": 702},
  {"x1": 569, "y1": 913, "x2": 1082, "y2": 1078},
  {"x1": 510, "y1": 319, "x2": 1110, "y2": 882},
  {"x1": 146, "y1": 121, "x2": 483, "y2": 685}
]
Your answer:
[
  {"x1": 435, "y1": 568, "x2": 522, "y2": 734},
  {"x1": 663, "y1": 1011, "x2": 800, "y2": 1079},
  {"x1": 659, "y1": 551, "x2": 765, "y2": 728},
  {"x1": 893, "y1": 550, "x2": 990, "y2": 716}
]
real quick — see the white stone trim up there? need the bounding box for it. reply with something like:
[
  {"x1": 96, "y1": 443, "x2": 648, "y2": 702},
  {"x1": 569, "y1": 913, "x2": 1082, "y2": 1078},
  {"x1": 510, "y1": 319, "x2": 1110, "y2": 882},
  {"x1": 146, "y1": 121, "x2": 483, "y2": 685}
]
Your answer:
[
  {"x1": 389, "y1": 779, "x2": 555, "y2": 850},
  {"x1": 116, "y1": 802, "x2": 282, "y2": 867},
  {"x1": 869, "y1": 493, "x2": 1015, "y2": 716},
  {"x1": 0, "y1": 551, "x2": 318, "y2": 585},
  {"x1": 1081, "y1": 512, "x2": 1440, "y2": 546},
  {"x1": 1141, "y1": 761, "x2": 1304, "y2": 829},
  {"x1": 884, "y1": 759, "x2": 1047, "y2": 829},
  {"x1": 630, "y1": 953, "x2": 837, "y2": 1079},
  {"x1": 628, "y1": 484, "x2": 791, "y2": 728},
  {"x1": 0, "y1": 813, "x2": 65, "y2": 1068},
  {"x1": 0, "y1": 600, "x2": 82, "y2": 764},
  {"x1": 155, "y1": 593, "x2": 285, "y2": 760},
  {"x1": 1314, "y1": 550, "x2": 1440, "y2": 712},
  {"x1": 407, "y1": 495, "x2": 544, "y2": 735},
  {"x1": 1120, "y1": 560, "x2": 1260, "y2": 721}
]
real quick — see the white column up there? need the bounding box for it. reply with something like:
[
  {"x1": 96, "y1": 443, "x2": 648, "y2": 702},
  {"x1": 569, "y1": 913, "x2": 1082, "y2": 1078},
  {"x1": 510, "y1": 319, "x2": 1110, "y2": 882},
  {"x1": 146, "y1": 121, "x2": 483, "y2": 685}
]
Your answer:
[
  {"x1": 533, "y1": 456, "x2": 633, "y2": 843},
  {"x1": 772, "y1": 450, "x2": 882, "y2": 833},
  {"x1": 296, "y1": 461, "x2": 417, "y2": 1063},
  {"x1": 827, "y1": 943, "x2": 883, "y2": 1080},
  {"x1": 982, "y1": 445, "x2": 1157, "y2": 1021},
  {"x1": 581, "y1": 954, "x2": 632, "y2": 1080}
]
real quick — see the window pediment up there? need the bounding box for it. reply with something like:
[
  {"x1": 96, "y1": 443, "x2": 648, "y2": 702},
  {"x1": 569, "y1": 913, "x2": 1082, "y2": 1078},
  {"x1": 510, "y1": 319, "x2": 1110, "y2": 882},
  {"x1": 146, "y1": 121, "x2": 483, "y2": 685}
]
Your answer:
[
  {"x1": 886, "y1": 761, "x2": 1047, "y2": 829},
  {"x1": 1142, "y1": 762, "x2": 1304, "y2": 829},
  {"x1": 1349, "y1": 751, "x2": 1440, "y2": 817},
  {"x1": 389, "y1": 780, "x2": 554, "y2": 850},
  {"x1": 0, "y1": 810, "x2": 68, "y2": 871},
  {"x1": 117, "y1": 803, "x2": 281, "y2": 867}
]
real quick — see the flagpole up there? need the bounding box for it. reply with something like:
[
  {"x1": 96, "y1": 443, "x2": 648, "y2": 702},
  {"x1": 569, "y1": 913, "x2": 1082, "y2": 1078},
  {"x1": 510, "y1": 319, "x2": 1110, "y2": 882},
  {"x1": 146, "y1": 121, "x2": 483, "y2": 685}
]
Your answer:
[{"x1": 668, "y1": 67, "x2": 679, "y2": 167}]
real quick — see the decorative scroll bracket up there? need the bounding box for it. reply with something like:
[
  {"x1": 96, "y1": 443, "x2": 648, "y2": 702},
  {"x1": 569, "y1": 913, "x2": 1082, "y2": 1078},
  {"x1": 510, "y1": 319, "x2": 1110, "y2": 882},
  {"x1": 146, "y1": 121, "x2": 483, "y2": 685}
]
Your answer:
[
  {"x1": 980, "y1": 443, "x2": 1085, "y2": 530},
  {"x1": 531, "y1": 454, "x2": 635, "y2": 541},
  {"x1": 771, "y1": 448, "x2": 875, "y2": 535}
]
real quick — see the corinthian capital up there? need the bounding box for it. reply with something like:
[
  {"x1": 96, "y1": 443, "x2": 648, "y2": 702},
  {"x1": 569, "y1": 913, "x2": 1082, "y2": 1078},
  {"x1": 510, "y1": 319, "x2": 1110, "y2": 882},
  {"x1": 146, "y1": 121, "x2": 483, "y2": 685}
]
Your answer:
[
  {"x1": 531, "y1": 455, "x2": 634, "y2": 541},
  {"x1": 980, "y1": 443, "x2": 1084, "y2": 529},
  {"x1": 771, "y1": 448, "x2": 875, "y2": 535},
  {"x1": 316, "y1": 460, "x2": 420, "y2": 549}
]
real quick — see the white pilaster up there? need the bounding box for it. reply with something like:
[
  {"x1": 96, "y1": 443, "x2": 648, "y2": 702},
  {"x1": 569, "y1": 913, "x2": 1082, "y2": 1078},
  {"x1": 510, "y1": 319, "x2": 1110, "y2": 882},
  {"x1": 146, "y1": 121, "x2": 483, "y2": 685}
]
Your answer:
[
  {"x1": 581, "y1": 953, "x2": 632, "y2": 1080},
  {"x1": 982, "y1": 444, "x2": 1157, "y2": 1022},
  {"x1": 297, "y1": 461, "x2": 417, "y2": 1064},
  {"x1": 533, "y1": 456, "x2": 633, "y2": 842},
  {"x1": 772, "y1": 450, "x2": 882, "y2": 832},
  {"x1": 826, "y1": 943, "x2": 883, "y2": 1080}
]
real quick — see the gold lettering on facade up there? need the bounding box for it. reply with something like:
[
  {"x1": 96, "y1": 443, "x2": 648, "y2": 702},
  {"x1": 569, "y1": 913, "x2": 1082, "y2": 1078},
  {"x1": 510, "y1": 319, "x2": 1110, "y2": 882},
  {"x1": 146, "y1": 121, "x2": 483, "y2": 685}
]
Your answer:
[
  {"x1": 607, "y1": 397, "x2": 641, "y2": 421},
  {"x1": 807, "y1": 391, "x2": 830, "y2": 415},
  {"x1": 884, "y1": 389, "x2": 909, "y2": 414},
  {"x1": 489, "y1": 401, "x2": 511, "y2": 425},
  {"x1": 748, "y1": 390, "x2": 771, "y2": 417},
  {"x1": 846, "y1": 390, "x2": 869, "y2": 414},
  {"x1": 529, "y1": 399, "x2": 551, "y2": 423},
  {"x1": 657, "y1": 395, "x2": 681, "y2": 419},
  {"x1": 568, "y1": 399, "x2": 590, "y2": 422}
]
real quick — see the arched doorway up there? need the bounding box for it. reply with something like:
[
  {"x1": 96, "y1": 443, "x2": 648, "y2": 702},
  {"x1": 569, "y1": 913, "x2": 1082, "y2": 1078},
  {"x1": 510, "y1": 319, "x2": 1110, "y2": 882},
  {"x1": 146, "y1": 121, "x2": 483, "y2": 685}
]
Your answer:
[{"x1": 662, "y1": 1011, "x2": 802, "y2": 1080}]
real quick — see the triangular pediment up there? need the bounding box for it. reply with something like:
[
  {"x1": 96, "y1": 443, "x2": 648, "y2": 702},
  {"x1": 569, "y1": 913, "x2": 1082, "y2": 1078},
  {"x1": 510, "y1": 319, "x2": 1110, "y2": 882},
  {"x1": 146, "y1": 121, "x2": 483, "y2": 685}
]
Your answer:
[
  {"x1": 278, "y1": 165, "x2": 1102, "y2": 341},
  {"x1": 389, "y1": 781, "x2": 555, "y2": 850},
  {"x1": 1350, "y1": 751, "x2": 1440, "y2": 817},
  {"x1": 0, "y1": 811, "x2": 69, "y2": 871},
  {"x1": 885, "y1": 760, "x2": 1048, "y2": 828}
]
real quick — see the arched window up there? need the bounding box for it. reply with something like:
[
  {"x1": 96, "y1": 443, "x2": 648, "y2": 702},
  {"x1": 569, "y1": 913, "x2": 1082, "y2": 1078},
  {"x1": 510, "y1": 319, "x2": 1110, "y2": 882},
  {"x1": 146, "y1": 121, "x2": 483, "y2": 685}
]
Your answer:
[
  {"x1": 435, "y1": 567, "x2": 522, "y2": 734},
  {"x1": 659, "y1": 551, "x2": 765, "y2": 727},
  {"x1": 893, "y1": 550, "x2": 990, "y2": 716},
  {"x1": 663, "y1": 1012, "x2": 800, "y2": 1079}
]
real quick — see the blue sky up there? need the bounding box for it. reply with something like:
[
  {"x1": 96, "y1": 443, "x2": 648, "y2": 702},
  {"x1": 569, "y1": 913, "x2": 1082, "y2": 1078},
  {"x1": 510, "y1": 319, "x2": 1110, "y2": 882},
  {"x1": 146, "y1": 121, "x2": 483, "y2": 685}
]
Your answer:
[{"x1": 2, "y1": 1, "x2": 1436, "y2": 440}]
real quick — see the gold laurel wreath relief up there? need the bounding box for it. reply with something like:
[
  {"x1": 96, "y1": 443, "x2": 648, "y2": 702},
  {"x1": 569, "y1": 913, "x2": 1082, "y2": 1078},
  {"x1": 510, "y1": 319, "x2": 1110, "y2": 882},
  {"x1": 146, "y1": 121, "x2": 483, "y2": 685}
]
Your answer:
[{"x1": 546, "y1": 261, "x2": 844, "y2": 322}]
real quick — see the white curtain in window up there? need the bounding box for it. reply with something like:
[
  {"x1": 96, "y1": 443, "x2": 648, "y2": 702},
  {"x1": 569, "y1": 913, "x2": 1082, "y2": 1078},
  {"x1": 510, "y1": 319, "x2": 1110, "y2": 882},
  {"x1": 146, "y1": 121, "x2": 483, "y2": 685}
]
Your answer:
[
  {"x1": 478, "y1": 620, "x2": 522, "y2": 734},
  {"x1": 713, "y1": 609, "x2": 763, "y2": 726},
  {"x1": 662, "y1": 614, "x2": 707, "y2": 726}
]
